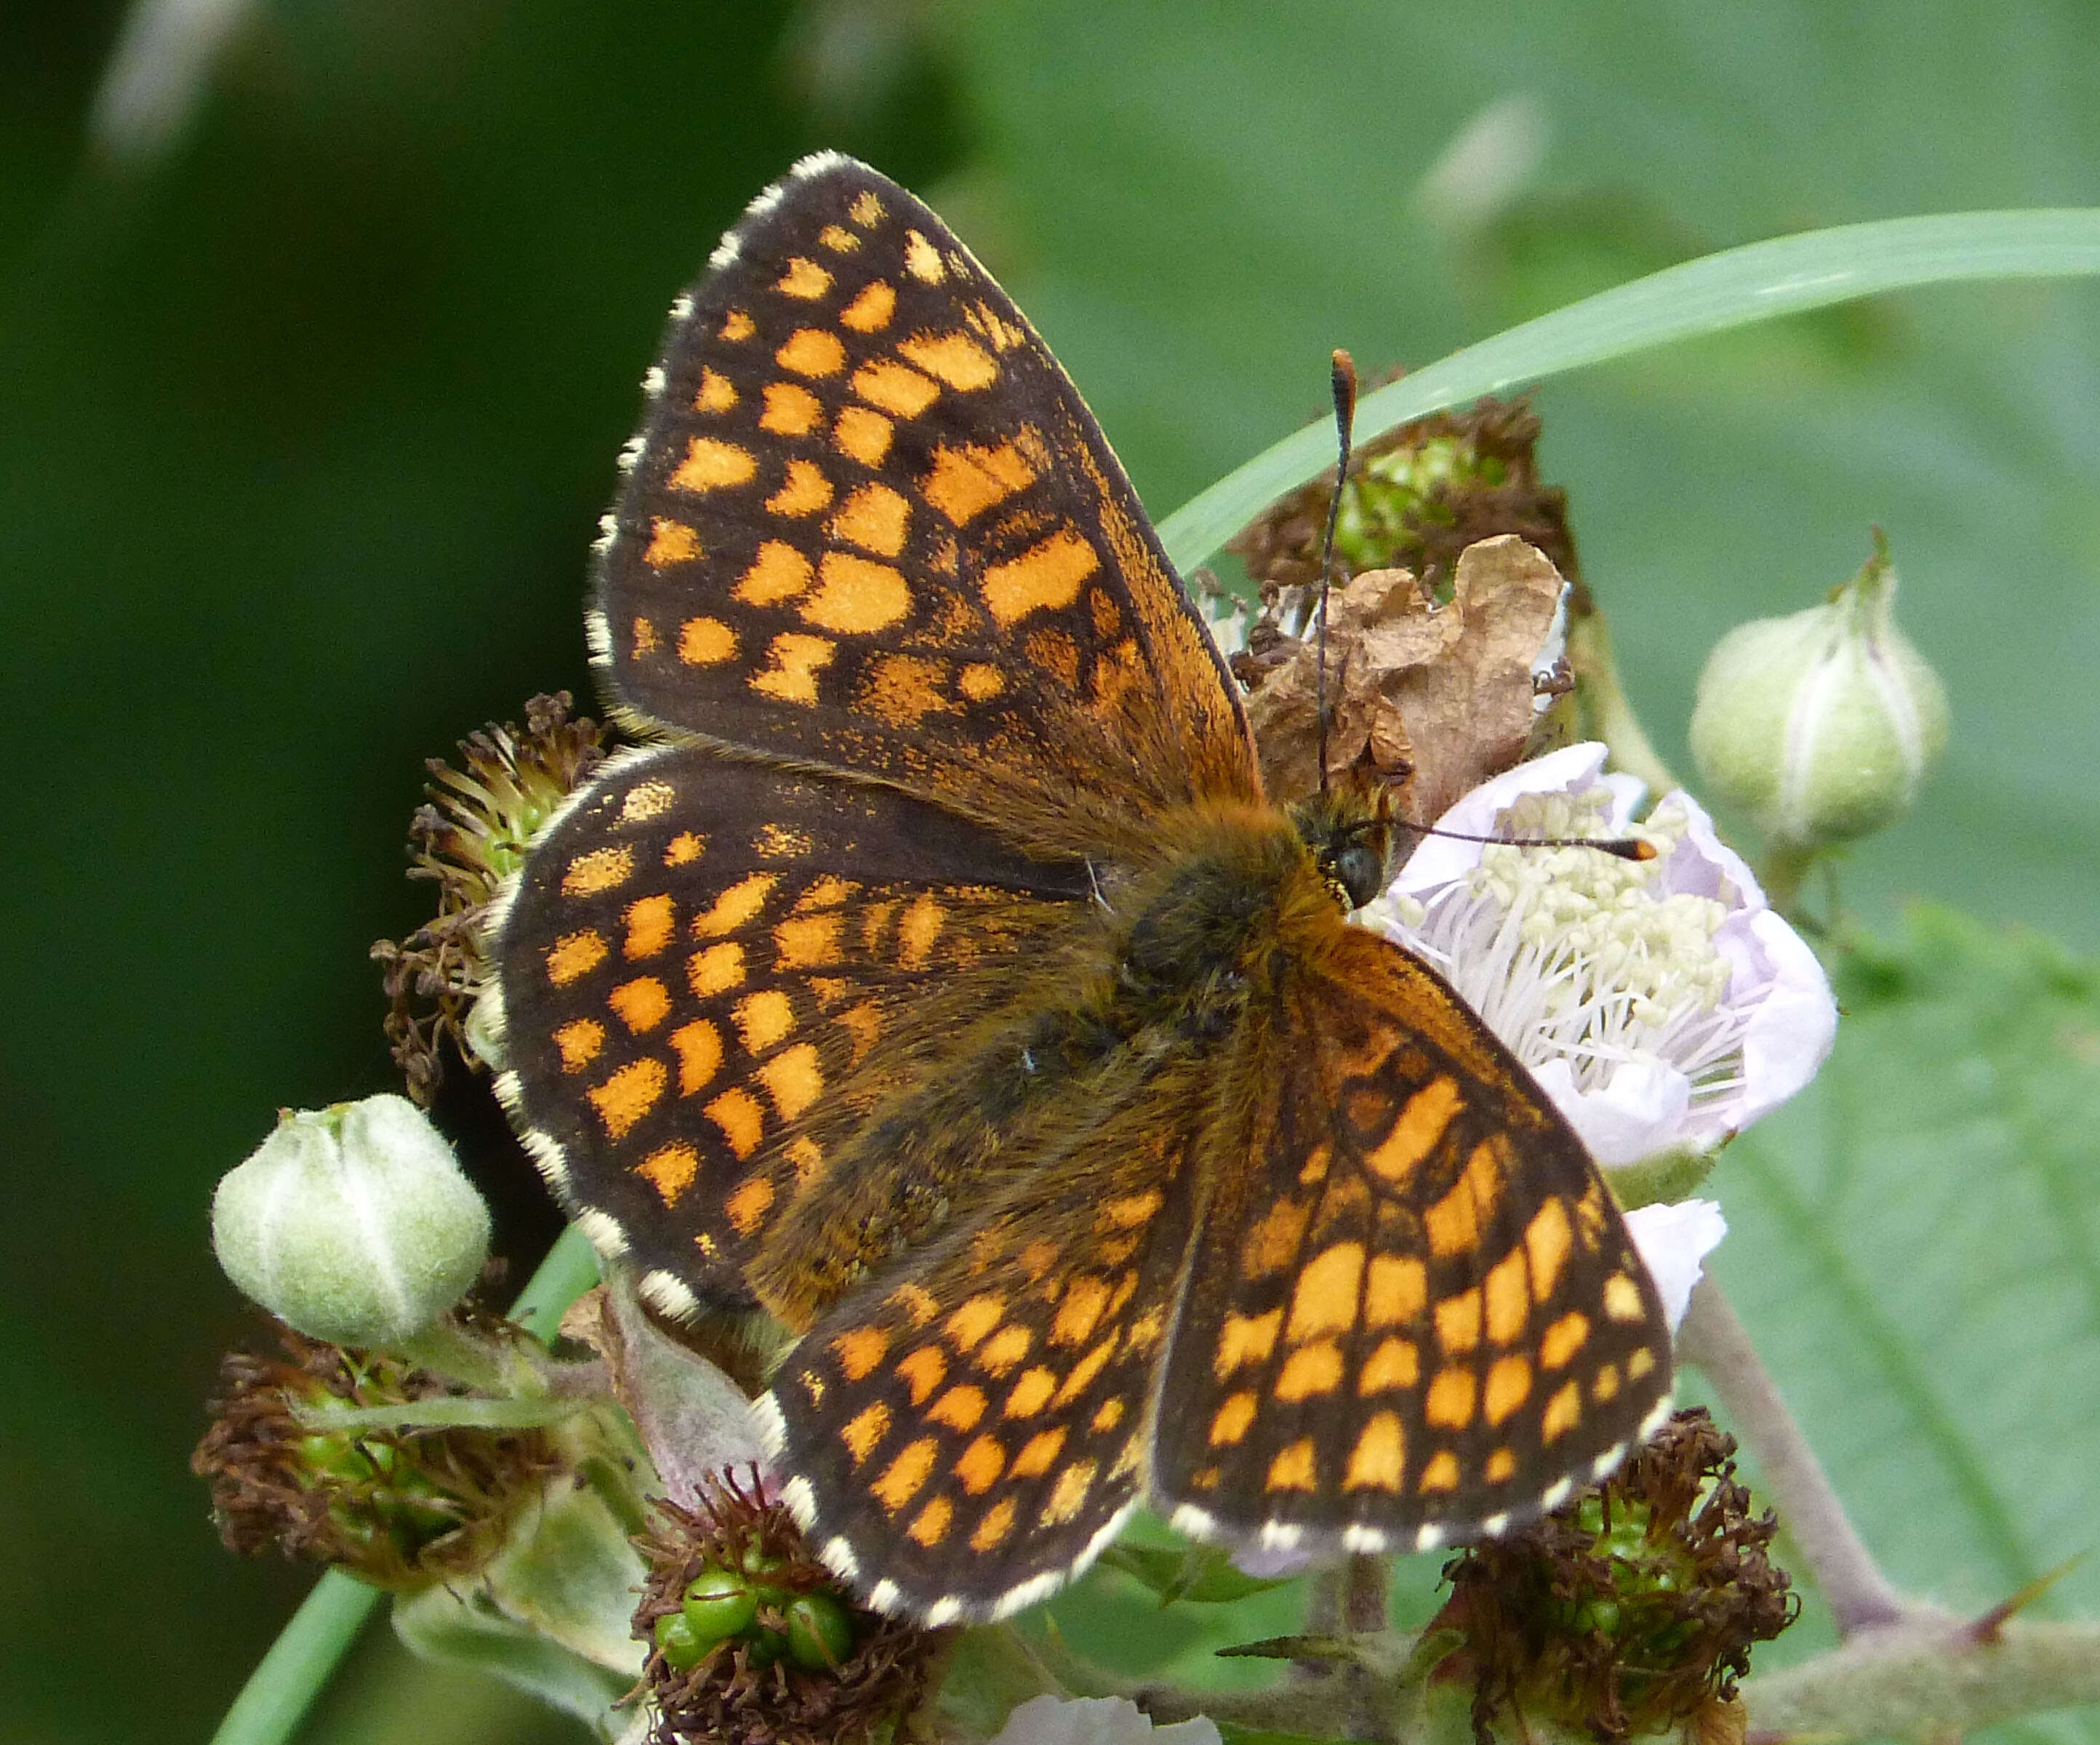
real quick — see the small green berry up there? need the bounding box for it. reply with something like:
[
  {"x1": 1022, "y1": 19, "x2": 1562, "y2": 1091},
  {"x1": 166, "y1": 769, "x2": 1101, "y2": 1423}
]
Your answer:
[
  {"x1": 784, "y1": 1592, "x2": 856, "y2": 1670},
  {"x1": 682, "y1": 1565, "x2": 758, "y2": 1642},
  {"x1": 655, "y1": 1611, "x2": 708, "y2": 1672}
]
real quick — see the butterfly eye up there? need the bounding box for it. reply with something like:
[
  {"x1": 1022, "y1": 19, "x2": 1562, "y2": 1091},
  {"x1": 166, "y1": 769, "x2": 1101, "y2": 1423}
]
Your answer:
[{"x1": 1331, "y1": 841, "x2": 1387, "y2": 910}]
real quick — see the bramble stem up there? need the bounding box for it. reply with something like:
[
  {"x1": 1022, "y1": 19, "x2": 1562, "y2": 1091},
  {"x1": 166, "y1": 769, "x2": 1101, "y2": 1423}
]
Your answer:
[{"x1": 1678, "y1": 1275, "x2": 1905, "y2": 1634}]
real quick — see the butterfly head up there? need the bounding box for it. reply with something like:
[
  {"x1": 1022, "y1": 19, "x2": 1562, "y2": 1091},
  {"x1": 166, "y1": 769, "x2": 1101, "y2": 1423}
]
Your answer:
[{"x1": 1289, "y1": 771, "x2": 1397, "y2": 912}]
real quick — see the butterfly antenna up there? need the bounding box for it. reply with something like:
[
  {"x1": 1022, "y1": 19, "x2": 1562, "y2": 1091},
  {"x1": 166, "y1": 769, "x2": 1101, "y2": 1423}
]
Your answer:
[
  {"x1": 1408, "y1": 821, "x2": 1657, "y2": 863},
  {"x1": 1315, "y1": 348, "x2": 1358, "y2": 800}
]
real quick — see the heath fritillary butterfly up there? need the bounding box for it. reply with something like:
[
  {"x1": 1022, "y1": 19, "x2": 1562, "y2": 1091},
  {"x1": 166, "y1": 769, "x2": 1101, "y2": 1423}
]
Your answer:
[{"x1": 489, "y1": 154, "x2": 1672, "y2": 1626}]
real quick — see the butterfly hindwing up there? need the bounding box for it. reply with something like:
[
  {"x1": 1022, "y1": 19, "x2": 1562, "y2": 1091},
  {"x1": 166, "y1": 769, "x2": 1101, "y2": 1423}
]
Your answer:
[
  {"x1": 492, "y1": 745, "x2": 1089, "y2": 1316},
  {"x1": 1150, "y1": 925, "x2": 1674, "y2": 1557},
  {"x1": 758, "y1": 1067, "x2": 1211, "y2": 1624},
  {"x1": 594, "y1": 154, "x2": 1259, "y2": 852}
]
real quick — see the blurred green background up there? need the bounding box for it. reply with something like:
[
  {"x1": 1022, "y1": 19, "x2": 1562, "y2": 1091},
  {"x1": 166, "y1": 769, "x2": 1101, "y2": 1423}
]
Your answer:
[{"x1": 7, "y1": 4, "x2": 2100, "y2": 1742}]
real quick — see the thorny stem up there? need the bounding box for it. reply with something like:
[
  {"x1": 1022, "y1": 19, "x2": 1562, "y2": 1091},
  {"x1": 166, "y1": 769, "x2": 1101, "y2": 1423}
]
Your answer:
[{"x1": 1678, "y1": 1275, "x2": 1906, "y2": 1635}]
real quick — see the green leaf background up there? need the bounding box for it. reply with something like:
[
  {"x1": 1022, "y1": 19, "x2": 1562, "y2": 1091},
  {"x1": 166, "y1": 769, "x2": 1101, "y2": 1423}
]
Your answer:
[{"x1": 4, "y1": 3, "x2": 2098, "y2": 1741}]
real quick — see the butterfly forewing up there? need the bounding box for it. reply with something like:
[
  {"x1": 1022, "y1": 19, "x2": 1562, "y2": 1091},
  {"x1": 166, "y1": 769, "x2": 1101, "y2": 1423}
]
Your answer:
[
  {"x1": 1151, "y1": 927, "x2": 1673, "y2": 1557},
  {"x1": 492, "y1": 747, "x2": 1089, "y2": 1316},
  {"x1": 594, "y1": 153, "x2": 1257, "y2": 853}
]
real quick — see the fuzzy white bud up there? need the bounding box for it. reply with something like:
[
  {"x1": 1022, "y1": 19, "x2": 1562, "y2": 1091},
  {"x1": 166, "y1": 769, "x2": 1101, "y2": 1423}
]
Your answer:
[
  {"x1": 1690, "y1": 540, "x2": 1948, "y2": 851},
  {"x1": 211, "y1": 1094, "x2": 491, "y2": 1347}
]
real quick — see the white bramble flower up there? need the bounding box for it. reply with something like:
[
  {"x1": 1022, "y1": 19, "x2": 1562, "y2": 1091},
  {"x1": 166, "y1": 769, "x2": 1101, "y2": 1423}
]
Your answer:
[{"x1": 986, "y1": 1695, "x2": 1221, "y2": 1745}]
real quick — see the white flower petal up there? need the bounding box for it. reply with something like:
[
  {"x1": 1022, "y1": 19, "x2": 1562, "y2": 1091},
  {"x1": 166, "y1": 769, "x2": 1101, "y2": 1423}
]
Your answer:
[
  {"x1": 987, "y1": 1695, "x2": 1222, "y2": 1745},
  {"x1": 1531, "y1": 1056, "x2": 1694, "y2": 1168},
  {"x1": 1624, "y1": 1199, "x2": 1727, "y2": 1331},
  {"x1": 1734, "y1": 907, "x2": 1840, "y2": 1127}
]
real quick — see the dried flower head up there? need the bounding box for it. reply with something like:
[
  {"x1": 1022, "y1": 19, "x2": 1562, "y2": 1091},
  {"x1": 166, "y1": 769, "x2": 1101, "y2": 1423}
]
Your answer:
[
  {"x1": 635, "y1": 1469, "x2": 942, "y2": 1745},
  {"x1": 1431, "y1": 1408, "x2": 1796, "y2": 1742},
  {"x1": 372, "y1": 692, "x2": 608, "y2": 1104},
  {"x1": 191, "y1": 1320, "x2": 557, "y2": 1590},
  {"x1": 1230, "y1": 393, "x2": 1579, "y2": 598}
]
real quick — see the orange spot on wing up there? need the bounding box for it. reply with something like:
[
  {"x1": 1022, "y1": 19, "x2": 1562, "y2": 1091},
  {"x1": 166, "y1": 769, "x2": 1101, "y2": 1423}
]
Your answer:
[
  {"x1": 1050, "y1": 1277, "x2": 1111, "y2": 1347},
  {"x1": 921, "y1": 441, "x2": 1035, "y2": 525},
  {"x1": 760, "y1": 380, "x2": 823, "y2": 436},
  {"x1": 971, "y1": 1496, "x2": 1017, "y2": 1550},
  {"x1": 687, "y1": 943, "x2": 745, "y2": 998},
  {"x1": 803, "y1": 551, "x2": 910, "y2": 632},
  {"x1": 1435, "y1": 1288, "x2": 1482, "y2": 1355},
  {"x1": 980, "y1": 528, "x2": 1099, "y2": 627},
  {"x1": 773, "y1": 913, "x2": 842, "y2": 969},
  {"x1": 1425, "y1": 1366, "x2": 1476, "y2": 1429},
  {"x1": 774, "y1": 256, "x2": 832, "y2": 299},
  {"x1": 1364, "y1": 1075, "x2": 1464, "y2": 1183},
  {"x1": 1359, "y1": 1336, "x2": 1419, "y2": 1394},
  {"x1": 839, "y1": 280, "x2": 894, "y2": 330},
  {"x1": 851, "y1": 358, "x2": 940, "y2": 418},
  {"x1": 977, "y1": 1324, "x2": 1033, "y2": 1376},
  {"x1": 704, "y1": 1086, "x2": 764, "y2": 1159},
  {"x1": 895, "y1": 894, "x2": 946, "y2": 968},
  {"x1": 1364, "y1": 1255, "x2": 1427, "y2": 1329},
  {"x1": 945, "y1": 1293, "x2": 1003, "y2": 1352},
  {"x1": 721, "y1": 310, "x2": 756, "y2": 340},
  {"x1": 734, "y1": 540, "x2": 814, "y2": 606},
  {"x1": 1267, "y1": 1437, "x2": 1318, "y2": 1492},
  {"x1": 645, "y1": 518, "x2": 701, "y2": 568},
  {"x1": 677, "y1": 616, "x2": 737, "y2": 666},
  {"x1": 1041, "y1": 1457, "x2": 1097, "y2": 1525},
  {"x1": 958, "y1": 662, "x2": 1005, "y2": 702},
  {"x1": 842, "y1": 1402, "x2": 889, "y2": 1463},
  {"x1": 767, "y1": 457, "x2": 834, "y2": 516},
  {"x1": 563, "y1": 846, "x2": 635, "y2": 896},
  {"x1": 635, "y1": 1141, "x2": 697, "y2": 1207},
  {"x1": 777, "y1": 328, "x2": 846, "y2": 378},
  {"x1": 623, "y1": 894, "x2": 676, "y2": 959},
  {"x1": 848, "y1": 190, "x2": 884, "y2": 227},
  {"x1": 732, "y1": 987, "x2": 795, "y2": 1052},
  {"x1": 588, "y1": 1058, "x2": 666, "y2": 1139},
  {"x1": 694, "y1": 367, "x2": 737, "y2": 412},
  {"x1": 859, "y1": 653, "x2": 953, "y2": 727},
  {"x1": 1542, "y1": 1380, "x2": 1582, "y2": 1442},
  {"x1": 553, "y1": 1019, "x2": 604, "y2": 1072},
  {"x1": 955, "y1": 1435, "x2": 1004, "y2": 1494},
  {"x1": 1418, "y1": 1450, "x2": 1460, "y2": 1493},
  {"x1": 1214, "y1": 1309, "x2": 1283, "y2": 1378},
  {"x1": 608, "y1": 976, "x2": 671, "y2": 1034},
  {"x1": 1604, "y1": 1272, "x2": 1647, "y2": 1323},
  {"x1": 832, "y1": 1326, "x2": 891, "y2": 1381},
  {"x1": 1275, "y1": 1339, "x2": 1343, "y2": 1402},
  {"x1": 665, "y1": 832, "x2": 703, "y2": 866},
  {"x1": 1484, "y1": 1248, "x2": 1531, "y2": 1345},
  {"x1": 833, "y1": 404, "x2": 893, "y2": 465},
  {"x1": 827, "y1": 482, "x2": 910, "y2": 557},
  {"x1": 1486, "y1": 1447, "x2": 1518, "y2": 1483},
  {"x1": 1540, "y1": 1311, "x2": 1590, "y2": 1370},
  {"x1": 546, "y1": 930, "x2": 607, "y2": 986},
  {"x1": 1483, "y1": 1355, "x2": 1532, "y2": 1426},
  {"x1": 907, "y1": 1494, "x2": 954, "y2": 1547},
  {"x1": 668, "y1": 1019, "x2": 722, "y2": 1093},
  {"x1": 1010, "y1": 1426, "x2": 1066, "y2": 1478},
  {"x1": 1003, "y1": 1367, "x2": 1056, "y2": 1418},
  {"x1": 670, "y1": 436, "x2": 756, "y2": 491},
  {"x1": 872, "y1": 1437, "x2": 939, "y2": 1511},
  {"x1": 1425, "y1": 1137, "x2": 1507, "y2": 1257},
  {"x1": 1239, "y1": 1199, "x2": 1310, "y2": 1281},
  {"x1": 895, "y1": 1346, "x2": 946, "y2": 1405},
  {"x1": 751, "y1": 632, "x2": 836, "y2": 705},
  {"x1": 1344, "y1": 1411, "x2": 1406, "y2": 1491},
  {"x1": 1286, "y1": 1242, "x2": 1366, "y2": 1341},
  {"x1": 758, "y1": 1043, "x2": 823, "y2": 1119},
  {"x1": 929, "y1": 1385, "x2": 987, "y2": 1432},
  {"x1": 903, "y1": 230, "x2": 943, "y2": 281},
  {"x1": 1051, "y1": 1334, "x2": 1120, "y2": 1406},
  {"x1": 723, "y1": 1172, "x2": 774, "y2": 1235},
  {"x1": 1526, "y1": 1200, "x2": 1574, "y2": 1301}
]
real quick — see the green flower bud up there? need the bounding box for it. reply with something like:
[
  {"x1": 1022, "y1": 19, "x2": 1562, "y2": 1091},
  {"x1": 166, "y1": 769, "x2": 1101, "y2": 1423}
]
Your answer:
[
  {"x1": 784, "y1": 1592, "x2": 855, "y2": 1671},
  {"x1": 211, "y1": 1094, "x2": 491, "y2": 1347},
  {"x1": 681, "y1": 1565, "x2": 758, "y2": 1644},
  {"x1": 655, "y1": 1610, "x2": 709, "y2": 1673},
  {"x1": 1690, "y1": 537, "x2": 1948, "y2": 852}
]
